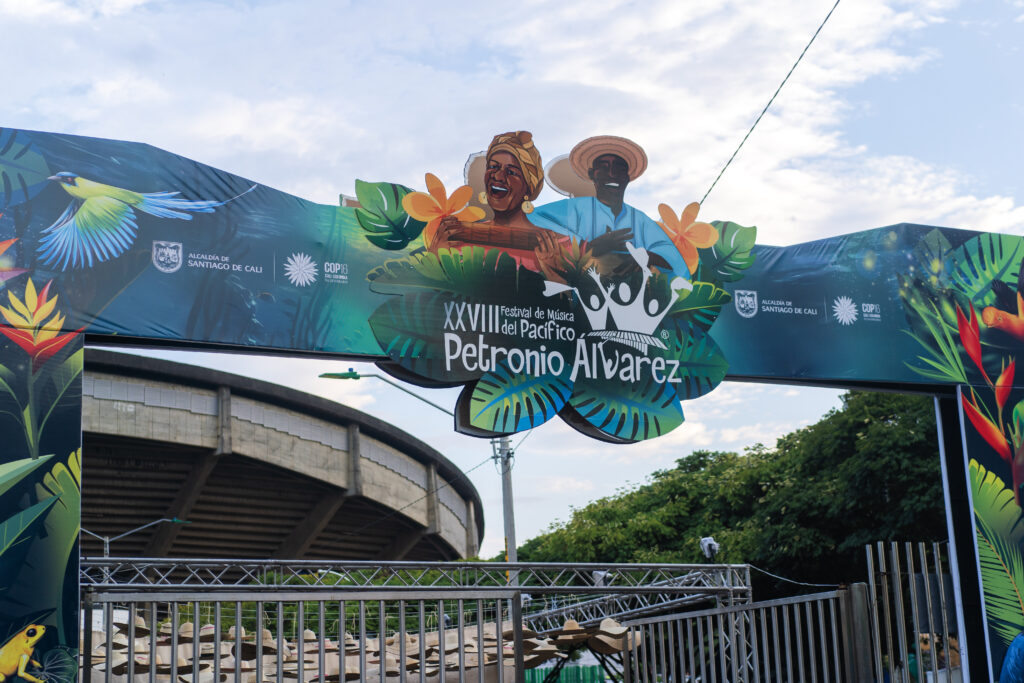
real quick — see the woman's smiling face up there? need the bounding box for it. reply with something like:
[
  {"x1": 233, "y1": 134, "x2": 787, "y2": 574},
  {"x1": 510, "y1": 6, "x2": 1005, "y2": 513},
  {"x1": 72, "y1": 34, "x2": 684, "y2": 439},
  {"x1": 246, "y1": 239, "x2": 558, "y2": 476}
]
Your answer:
[{"x1": 484, "y1": 151, "x2": 529, "y2": 215}]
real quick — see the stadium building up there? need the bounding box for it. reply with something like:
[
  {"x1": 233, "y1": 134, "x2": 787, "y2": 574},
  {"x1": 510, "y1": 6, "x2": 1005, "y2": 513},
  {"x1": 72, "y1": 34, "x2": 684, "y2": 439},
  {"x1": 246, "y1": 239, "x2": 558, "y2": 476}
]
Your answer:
[{"x1": 81, "y1": 349, "x2": 483, "y2": 561}]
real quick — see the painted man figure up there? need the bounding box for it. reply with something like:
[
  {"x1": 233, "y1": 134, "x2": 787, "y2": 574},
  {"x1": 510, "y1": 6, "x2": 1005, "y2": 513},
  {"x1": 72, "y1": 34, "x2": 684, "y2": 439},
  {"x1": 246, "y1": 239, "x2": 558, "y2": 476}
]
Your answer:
[{"x1": 528, "y1": 135, "x2": 689, "y2": 277}]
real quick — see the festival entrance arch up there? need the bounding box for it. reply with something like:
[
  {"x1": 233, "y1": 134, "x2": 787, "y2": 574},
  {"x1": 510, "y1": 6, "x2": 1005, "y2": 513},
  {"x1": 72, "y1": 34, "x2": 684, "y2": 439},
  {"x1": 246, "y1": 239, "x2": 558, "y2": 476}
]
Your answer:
[{"x1": 0, "y1": 126, "x2": 1017, "y2": 679}]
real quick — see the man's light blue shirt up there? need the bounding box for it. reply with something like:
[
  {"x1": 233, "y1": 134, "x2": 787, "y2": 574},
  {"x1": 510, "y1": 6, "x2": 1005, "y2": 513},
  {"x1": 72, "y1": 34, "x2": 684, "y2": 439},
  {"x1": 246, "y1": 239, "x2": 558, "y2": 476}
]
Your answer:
[{"x1": 528, "y1": 197, "x2": 689, "y2": 277}]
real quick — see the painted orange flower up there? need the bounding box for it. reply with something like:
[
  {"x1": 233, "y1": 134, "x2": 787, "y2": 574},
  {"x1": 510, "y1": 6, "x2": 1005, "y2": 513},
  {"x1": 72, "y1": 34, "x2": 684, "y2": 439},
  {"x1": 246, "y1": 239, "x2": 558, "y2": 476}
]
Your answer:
[
  {"x1": 0, "y1": 279, "x2": 81, "y2": 372},
  {"x1": 402, "y1": 173, "x2": 485, "y2": 246},
  {"x1": 656, "y1": 202, "x2": 719, "y2": 275}
]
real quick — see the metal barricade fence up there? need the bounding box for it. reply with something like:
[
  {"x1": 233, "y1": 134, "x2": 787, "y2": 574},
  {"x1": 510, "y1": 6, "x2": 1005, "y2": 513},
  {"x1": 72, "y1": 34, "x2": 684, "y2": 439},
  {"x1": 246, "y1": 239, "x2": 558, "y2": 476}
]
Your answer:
[
  {"x1": 79, "y1": 560, "x2": 753, "y2": 683},
  {"x1": 621, "y1": 586, "x2": 874, "y2": 683},
  {"x1": 865, "y1": 542, "x2": 963, "y2": 683}
]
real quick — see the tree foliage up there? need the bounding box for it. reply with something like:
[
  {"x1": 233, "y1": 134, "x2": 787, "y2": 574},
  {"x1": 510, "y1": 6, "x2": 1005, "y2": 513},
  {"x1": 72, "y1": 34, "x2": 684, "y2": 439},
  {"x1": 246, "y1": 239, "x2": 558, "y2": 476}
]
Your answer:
[{"x1": 517, "y1": 392, "x2": 948, "y2": 596}]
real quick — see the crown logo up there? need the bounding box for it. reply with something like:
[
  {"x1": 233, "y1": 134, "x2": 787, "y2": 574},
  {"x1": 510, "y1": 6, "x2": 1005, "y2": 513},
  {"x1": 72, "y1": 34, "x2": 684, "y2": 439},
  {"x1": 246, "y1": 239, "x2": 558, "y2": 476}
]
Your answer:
[{"x1": 543, "y1": 243, "x2": 690, "y2": 353}]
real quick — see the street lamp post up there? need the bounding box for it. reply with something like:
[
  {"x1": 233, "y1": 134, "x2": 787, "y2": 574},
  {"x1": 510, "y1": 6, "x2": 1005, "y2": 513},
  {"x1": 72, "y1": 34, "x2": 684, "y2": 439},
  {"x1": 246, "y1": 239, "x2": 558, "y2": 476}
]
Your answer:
[
  {"x1": 81, "y1": 517, "x2": 190, "y2": 557},
  {"x1": 321, "y1": 368, "x2": 526, "y2": 680}
]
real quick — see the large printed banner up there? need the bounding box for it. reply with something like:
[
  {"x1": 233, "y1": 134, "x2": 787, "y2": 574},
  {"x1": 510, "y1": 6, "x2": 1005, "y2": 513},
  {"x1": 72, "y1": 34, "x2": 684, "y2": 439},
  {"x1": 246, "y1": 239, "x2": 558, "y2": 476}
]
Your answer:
[{"x1": 2, "y1": 126, "x2": 1024, "y2": 674}]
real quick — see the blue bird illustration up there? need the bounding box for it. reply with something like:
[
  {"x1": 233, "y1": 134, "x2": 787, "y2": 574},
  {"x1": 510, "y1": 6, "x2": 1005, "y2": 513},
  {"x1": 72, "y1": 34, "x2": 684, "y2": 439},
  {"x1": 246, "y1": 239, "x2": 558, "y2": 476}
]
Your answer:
[{"x1": 37, "y1": 172, "x2": 256, "y2": 270}]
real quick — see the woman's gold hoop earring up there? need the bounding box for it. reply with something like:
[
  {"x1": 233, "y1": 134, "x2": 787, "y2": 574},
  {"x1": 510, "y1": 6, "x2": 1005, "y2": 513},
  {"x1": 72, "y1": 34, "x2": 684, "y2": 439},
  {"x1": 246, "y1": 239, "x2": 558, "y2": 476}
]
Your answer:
[
  {"x1": 478, "y1": 192, "x2": 488, "y2": 204},
  {"x1": 522, "y1": 199, "x2": 534, "y2": 214}
]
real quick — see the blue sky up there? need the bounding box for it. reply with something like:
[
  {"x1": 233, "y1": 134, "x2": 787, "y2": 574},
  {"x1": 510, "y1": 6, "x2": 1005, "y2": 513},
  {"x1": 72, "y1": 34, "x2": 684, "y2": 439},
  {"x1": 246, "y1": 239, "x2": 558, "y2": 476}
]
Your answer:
[{"x1": 4, "y1": 0, "x2": 1022, "y2": 557}]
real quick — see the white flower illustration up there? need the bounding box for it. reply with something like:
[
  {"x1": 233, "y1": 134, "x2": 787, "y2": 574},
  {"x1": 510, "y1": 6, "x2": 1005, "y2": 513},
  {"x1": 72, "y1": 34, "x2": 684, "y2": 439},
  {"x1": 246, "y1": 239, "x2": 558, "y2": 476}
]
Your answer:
[
  {"x1": 284, "y1": 253, "x2": 318, "y2": 287},
  {"x1": 832, "y1": 296, "x2": 858, "y2": 325}
]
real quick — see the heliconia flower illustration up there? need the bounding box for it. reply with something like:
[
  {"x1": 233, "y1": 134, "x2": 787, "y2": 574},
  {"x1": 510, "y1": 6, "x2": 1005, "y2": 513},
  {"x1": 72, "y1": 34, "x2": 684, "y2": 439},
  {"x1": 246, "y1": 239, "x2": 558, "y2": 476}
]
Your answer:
[
  {"x1": 956, "y1": 303, "x2": 989, "y2": 383},
  {"x1": 996, "y1": 360, "x2": 1016, "y2": 409},
  {"x1": 402, "y1": 173, "x2": 485, "y2": 246},
  {"x1": 656, "y1": 202, "x2": 719, "y2": 274},
  {"x1": 962, "y1": 388, "x2": 1012, "y2": 462},
  {"x1": 0, "y1": 234, "x2": 29, "y2": 285},
  {"x1": 0, "y1": 279, "x2": 81, "y2": 372}
]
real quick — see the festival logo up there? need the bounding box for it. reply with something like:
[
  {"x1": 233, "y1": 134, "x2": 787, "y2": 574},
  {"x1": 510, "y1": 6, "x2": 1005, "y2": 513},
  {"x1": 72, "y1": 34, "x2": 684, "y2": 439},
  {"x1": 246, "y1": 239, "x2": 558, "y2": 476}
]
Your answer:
[
  {"x1": 284, "y1": 252, "x2": 318, "y2": 286},
  {"x1": 152, "y1": 241, "x2": 183, "y2": 273},
  {"x1": 734, "y1": 290, "x2": 758, "y2": 318},
  {"x1": 360, "y1": 132, "x2": 756, "y2": 442}
]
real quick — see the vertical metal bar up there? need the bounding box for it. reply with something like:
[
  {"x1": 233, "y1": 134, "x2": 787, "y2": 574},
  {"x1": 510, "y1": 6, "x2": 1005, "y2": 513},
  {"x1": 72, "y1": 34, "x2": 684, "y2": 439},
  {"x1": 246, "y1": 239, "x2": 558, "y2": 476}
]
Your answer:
[
  {"x1": 399, "y1": 601, "x2": 407, "y2": 683},
  {"x1": 890, "y1": 542, "x2": 910, "y2": 683},
  {"x1": 772, "y1": 606, "x2": 782, "y2": 683},
  {"x1": 495, "y1": 601, "x2": 504, "y2": 683},
  {"x1": 297, "y1": 599, "x2": 304, "y2": 683},
  {"x1": 359, "y1": 600, "x2": 367, "y2": 683},
  {"x1": 815, "y1": 600, "x2": 828, "y2": 683},
  {"x1": 418, "y1": 601, "x2": 426, "y2": 683},
  {"x1": 736, "y1": 610, "x2": 747, "y2": 683},
  {"x1": 83, "y1": 597, "x2": 93, "y2": 683},
  {"x1": 127, "y1": 602, "x2": 136, "y2": 683},
  {"x1": 276, "y1": 601, "x2": 284, "y2": 683},
  {"x1": 906, "y1": 543, "x2": 924, "y2": 683},
  {"x1": 171, "y1": 603, "x2": 179, "y2": 683},
  {"x1": 378, "y1": 600, "x2": 385, "y2": 683},
  {"x1": 457, "y1": 598, "x2": 466, "y2": 683},
  {"x1": 707, "y1": 616, "x2": 717, "y2": 683},
  {"x1": 803, "y1": 602, "x2": 817, "y2": 683},
  {"x1": 255, "y1": 601, "x2": 263, "y2": 683},
  {"x1": 647, "y1": 623, "x2": 657, "y2": 683},
  {"x1": 877, "y1": 542, "x2": 897, "y2": 683},
  {"x1": 476, "y1": 599, "x2": 485, "y2": 683},
  {"x1": 149, "y1": 601, "x2": 158, "y2": 683},
  {"x1": 657, "y1": 621, "x2": 668, "y2": 683},
  {"x1": 919, "y1": 542, "x2": 940, "y2": 680},
  {"x1": 828, "y1": 599, "x2": 841, "y2": 683},
  {"x1": 759, "y1": 607, "x2": 770, "y2": 683},
  {"x1": 235, "y1": 601, "x2": 243, "y2": 683},
  {"x1": 319, "y1": 600, "x2": 326, "y2": 683},
  {"x1": 686, "y1": 618, "x2": 696, "y2": 683},
  {"x1": 213, "y1": 601, "x2": 222, "y2": 683},
  {"x1": 623, "y1": 625, "x2": 635, "y2": 683},
  {"x1": 667, "y1": 618, "x2": 678, "y2": 683},
  {"x1": 749, "y1": 608, "x2": 761, "y2": 683},
  {"x1": 782, "y1": 605, "x2": 792, "y2": 683},
  {"x1": 103, "y1": 600, "x2": 113, "y2": 683},
  {"x1": 338, "y1": 600, "x2": 346, "y2": 683},
  {"x1": 716, "y1": 613, "x2": 726, "y2": 683},
  {"x1": 697, "y1": 617, "x2": 707, "y2": 683},
  {"x1": 794, "y1": 604, "x2": 806, "y2": 683},
  {"x1": 866, "y1": 543, "x2": 885, "y2": 682},
  {"x1": 933, "y1": 541, "x2": 954, "y2": 676}
]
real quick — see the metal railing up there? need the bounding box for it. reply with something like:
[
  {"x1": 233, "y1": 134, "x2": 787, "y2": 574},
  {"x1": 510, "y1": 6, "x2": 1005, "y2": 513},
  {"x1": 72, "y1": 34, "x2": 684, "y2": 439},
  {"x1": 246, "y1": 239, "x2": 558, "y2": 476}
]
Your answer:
[
  {"x1": 621, "y1": 586, "x2": 874, "y2": 682},
  {"x1": 79, "y1": 559, "x2": 752, "y2": 683},
  {"x1": 865, "y1": 542, "x2": 963, "y2": 683}
]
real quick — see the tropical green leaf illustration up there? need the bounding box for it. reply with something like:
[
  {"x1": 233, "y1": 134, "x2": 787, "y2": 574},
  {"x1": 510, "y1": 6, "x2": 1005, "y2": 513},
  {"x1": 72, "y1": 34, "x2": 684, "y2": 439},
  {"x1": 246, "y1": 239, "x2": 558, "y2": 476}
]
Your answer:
[
  {"x1": 0, "y1": 455, "x2": 53, "y2": 498},
  {"x1": 666, "y1": 281, "x2": 730, "y2": 326},
  {"x1": 567, "y1": 372, "x2": 683, "y2": 442},
  {"x1": 353, "y1": 180, "x2": 426, "y2": 250},
  {"x1": 670, "y1": 330, "x2": 729, "y2": 401},
  {"x1": 0, "y1": 496, "x2": 58, "y2": 559},
  {"x1": 460, "y1": 362, "x2": 572, "y2": 435},
  {"x1": 369, "y1": 292, "x2": 480, "y2": 383},
  {"x1": 369, "y1": 246, "x2": 540, "y2": 299},
  {"x1": 970, "y1": 459, "x2": 1024, "y2": 645},
  {"x1": 949, "y1": 232, "x2": 1024, "y2": 310},
  {"x1": 902, "y1": 298, "x2": 968, "y2": 384},
  {"x1": 697, "y1": 221, "x2": 757, "y2": 283},
  {"x1": 0, "y1": 128, "x2": 51, "y2": 208},
  {"x1": 37, "y1": 347, "x2": 83, "y2": 434},
  {"x1": 26, "y1": 449, "x2": 81, "y2": 643}
]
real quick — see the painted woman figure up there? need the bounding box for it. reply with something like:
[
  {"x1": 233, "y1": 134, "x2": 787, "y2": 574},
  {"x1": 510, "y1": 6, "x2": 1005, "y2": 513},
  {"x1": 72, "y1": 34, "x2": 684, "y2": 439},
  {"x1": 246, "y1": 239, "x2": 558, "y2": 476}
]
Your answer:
[{"x1": 431, "y1": 130, "x2": 563, "y2": 272}]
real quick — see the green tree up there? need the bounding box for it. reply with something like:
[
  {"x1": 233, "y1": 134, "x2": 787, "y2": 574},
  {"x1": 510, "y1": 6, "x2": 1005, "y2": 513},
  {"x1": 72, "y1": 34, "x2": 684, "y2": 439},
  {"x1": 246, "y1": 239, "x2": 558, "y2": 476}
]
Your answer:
[{"x1": 518, "y1": 392, "x2": 947, "y2": 596}]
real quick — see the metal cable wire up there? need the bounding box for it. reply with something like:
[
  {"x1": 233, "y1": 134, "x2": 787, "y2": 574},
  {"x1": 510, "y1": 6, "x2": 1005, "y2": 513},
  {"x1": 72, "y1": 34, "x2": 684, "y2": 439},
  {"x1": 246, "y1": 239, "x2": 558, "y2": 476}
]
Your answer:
[{"x1": 700, "y1": 0, "x2": 843, "y2": 205}]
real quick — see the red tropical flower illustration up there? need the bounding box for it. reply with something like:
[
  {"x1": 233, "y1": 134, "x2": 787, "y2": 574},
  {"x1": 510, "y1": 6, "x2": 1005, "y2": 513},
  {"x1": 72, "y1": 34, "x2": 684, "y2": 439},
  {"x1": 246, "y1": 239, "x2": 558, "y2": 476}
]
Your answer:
[
  {"x1": 0, "y1": 278, "x2": 81, "y2": 372},
  {"x1": 961, "y1": 388, "x2": 1012, "y2": 462},
  {"x1": 956, "y1": 303, "x2": 989, "y2": 383}
]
